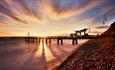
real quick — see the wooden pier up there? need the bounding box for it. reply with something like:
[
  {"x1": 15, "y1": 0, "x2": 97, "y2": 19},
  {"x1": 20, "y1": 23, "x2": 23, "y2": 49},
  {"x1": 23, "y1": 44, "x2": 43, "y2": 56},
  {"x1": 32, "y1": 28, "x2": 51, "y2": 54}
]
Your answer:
[
  {"x1": 25, "y1": 29, "x2": 99, "y2": 45},
  {"x1": 25, "y1": 35, "x2": 98, "y2": 45}
]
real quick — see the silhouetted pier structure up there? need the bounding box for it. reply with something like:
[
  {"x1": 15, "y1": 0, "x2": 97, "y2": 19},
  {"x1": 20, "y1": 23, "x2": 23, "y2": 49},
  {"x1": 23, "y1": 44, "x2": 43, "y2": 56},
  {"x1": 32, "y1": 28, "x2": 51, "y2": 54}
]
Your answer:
[
  {"x1": 25, "y1": 37, "x2": 38, "y2": 43},
  {"x1": 75, "y1": 28, "x2": 88, "y2": 36},
  {"x1": 45, "y1": 35, "x2": 98, "y2": 45},
  {"x1": 25, "y1": 35, "x2": 98, "y2": 45},
  {"x1": 25, "y1": 28, "x2": 99, "y2": 45},
  {"x1": 45, "y1": 36, "x2": 78, "y2": 45}
]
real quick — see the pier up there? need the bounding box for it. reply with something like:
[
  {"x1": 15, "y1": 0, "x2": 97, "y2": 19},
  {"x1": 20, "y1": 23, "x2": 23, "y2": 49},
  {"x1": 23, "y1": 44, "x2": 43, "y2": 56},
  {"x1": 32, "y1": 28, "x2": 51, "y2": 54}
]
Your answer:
[{"x1": 25, "y1": 28, "x2": 99, "y2": 45}]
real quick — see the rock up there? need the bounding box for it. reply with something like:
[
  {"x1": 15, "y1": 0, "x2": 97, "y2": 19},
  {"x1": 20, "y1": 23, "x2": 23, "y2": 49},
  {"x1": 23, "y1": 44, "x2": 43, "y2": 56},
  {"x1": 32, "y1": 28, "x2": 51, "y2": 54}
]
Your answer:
[
  {"x1": 56, "y1": 22, "x2": 115, "y2": 70},
  {"x1": 101, "y1": 22, "x2": 115, "y2": 37}
]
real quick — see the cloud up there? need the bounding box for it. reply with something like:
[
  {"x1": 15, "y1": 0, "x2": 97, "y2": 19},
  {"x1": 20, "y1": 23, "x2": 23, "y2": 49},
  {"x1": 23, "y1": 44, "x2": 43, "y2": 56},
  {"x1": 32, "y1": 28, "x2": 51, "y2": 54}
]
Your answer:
[
  {"x1": 96, "y1": 25, "x2": 110, "y2": 29},
  {"x1": 0, "y1": 0, "x2": 27, "y2": 24},
  {"x1": 0, "y1": 0, "x2": 114, "y2": 36},
  {"x1": 89, "y1": 25, "x2": 110, "y2": 35},
  {"x1": 0, "y1": 0, "x2": 105, "y2": 22},
  {"x1": 0, "y1": 32, "x2": 11, "y2": 36},
  {"x1": 53, "y1": 0, "x2": 104, "y2": 20},
  {"x1": 15, "y1": 0, "x2": 42, "y2": 20},
  {"x1": 101, "y1": 5, "x2": 115, "y2": 15},
  {"x1": 36, "y1": 0, "x2": 104, "y2": 20}
]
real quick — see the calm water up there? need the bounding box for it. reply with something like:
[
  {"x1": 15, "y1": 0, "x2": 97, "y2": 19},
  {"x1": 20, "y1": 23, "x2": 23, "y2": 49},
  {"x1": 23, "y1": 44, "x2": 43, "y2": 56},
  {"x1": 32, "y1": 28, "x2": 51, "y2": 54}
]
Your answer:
[{"x1": 0, "y1": 38, "x2": 88, "y2": 70}]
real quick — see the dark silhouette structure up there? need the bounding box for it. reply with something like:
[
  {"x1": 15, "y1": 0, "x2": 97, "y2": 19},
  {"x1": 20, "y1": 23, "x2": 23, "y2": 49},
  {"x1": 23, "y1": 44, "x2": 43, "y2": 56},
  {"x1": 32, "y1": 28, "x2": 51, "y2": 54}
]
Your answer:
[
  {"x1": 25, "y1": 28, "x2": 98, "y2": 45},
  {"x1": 75, "y1": 28, "x2": 88, "y2": 36}
]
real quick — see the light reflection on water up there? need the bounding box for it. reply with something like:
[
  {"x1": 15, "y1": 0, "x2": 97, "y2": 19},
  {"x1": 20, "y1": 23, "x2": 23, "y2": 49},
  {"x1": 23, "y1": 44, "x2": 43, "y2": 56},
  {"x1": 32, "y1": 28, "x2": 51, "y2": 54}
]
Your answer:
[
  {"x1": 0, "y1": 38, "x2": 89, "y2": 70},
  {"x1": 34, "y1": 39, "x2": 43, "y2": 58},
  {"x1": 34, "y1": 39, "x2": 55, "y2": 62},
  {"x1": 33, "y1": 39, "x2": 89, "y2": 62},
  {"x1": 43, "y1": 39, "x2": 56, "y2": 62}
]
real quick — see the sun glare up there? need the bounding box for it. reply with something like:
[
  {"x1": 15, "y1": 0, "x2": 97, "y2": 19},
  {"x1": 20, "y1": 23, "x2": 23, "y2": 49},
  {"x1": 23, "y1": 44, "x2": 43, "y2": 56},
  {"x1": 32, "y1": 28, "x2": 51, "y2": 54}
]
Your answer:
[{"x1": 34, "y1": 39, "x2": 55, "y2": 62}]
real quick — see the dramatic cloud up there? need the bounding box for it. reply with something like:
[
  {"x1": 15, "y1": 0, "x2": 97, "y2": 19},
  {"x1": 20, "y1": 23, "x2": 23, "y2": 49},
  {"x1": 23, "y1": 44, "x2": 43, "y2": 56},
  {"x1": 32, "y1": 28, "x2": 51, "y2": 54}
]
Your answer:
[
  {"x1": 15, "y1": 0, "x2": 42, "y2": 20},
  {"x1": 0, "y1": 0, "x2": 27, "y2": 24},
  {"x1": 53, "y1": 0, "x2": 104, "y2": 19},
  {"x1": 0, "y1": 0, "x2": 115, "y2": 36}
]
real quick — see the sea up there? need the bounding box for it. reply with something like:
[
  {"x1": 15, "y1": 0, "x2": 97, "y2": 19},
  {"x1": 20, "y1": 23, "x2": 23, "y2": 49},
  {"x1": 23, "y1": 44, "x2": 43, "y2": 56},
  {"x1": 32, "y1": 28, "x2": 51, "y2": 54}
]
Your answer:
[{"x1": 0, "y1": 37, "x2": 88, "y2": 70}]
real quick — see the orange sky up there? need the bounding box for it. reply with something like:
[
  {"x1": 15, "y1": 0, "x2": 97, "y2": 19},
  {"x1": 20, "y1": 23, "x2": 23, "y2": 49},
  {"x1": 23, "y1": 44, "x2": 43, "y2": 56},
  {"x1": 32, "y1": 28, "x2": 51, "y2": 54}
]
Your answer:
[{"x1": 0, "y1": 0, "x2": 115, "y2": 36}]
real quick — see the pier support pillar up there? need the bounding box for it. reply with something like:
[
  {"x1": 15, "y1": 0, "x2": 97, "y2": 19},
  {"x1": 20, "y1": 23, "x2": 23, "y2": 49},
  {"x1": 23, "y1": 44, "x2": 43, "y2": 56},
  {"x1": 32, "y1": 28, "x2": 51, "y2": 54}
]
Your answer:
[
  {"x1": 75, "y1": 39, "x2": 78, "y2": 44},
  {"x1": 61, "y1": 39, "x2": 63, "y2": 45},
  {"x1": 32, "y1": 38, "x2": 34, "y2": 43},
  {"x1": 46, "y1": 38, "x2": 48, "y2": 44},
  {"x1": 57, "y1": 39, "x2": 63, "y2": 45},
  {"x1": 38, "y1": 38, "x2": 41, "y2": 43},
  {"x1": 28, "y1": 38, "x2": 30, "y2": 42},
  {"x1": 72, "y1": 39, "x2": 78, "y2": 45},
  {"x1": 72, "y1": 39, "x2": 75, "y2": 45},
  {"x1": 57, "y1": 39, "x2": 59, "y2": 45},
  {"x1": 49, "y1": 38, "x2": 51, "y2": 44},
  {"x1": 25, "y1": 37, "x2": 28, "y2": 42}
]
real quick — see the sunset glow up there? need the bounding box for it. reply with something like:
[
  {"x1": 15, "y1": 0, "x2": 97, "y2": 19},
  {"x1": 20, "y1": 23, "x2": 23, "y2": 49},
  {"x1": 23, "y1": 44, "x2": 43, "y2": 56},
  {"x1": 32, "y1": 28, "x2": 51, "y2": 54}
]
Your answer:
[{"x1": 0, "y1": 0, "x2": 115, "y2": 36}]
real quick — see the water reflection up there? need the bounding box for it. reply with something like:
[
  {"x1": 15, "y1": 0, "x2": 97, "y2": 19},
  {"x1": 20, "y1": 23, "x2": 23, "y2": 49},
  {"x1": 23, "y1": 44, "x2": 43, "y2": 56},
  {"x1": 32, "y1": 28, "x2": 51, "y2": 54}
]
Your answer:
[
  {"x1": 34, "y1": 39, "x2": 55, "y2": 62},
  {"x1": 43, "y1": 39, "x2": 56, "y2": 62},
  {"x1": 34, "y1": 39, "x2": 89, "y2": 62},
  {"x1": 34, "y1": 39, "x2": 42, "y2": 58},
  {"x1": 0, "y1": 38, "x2": 89, "y2": 70}
]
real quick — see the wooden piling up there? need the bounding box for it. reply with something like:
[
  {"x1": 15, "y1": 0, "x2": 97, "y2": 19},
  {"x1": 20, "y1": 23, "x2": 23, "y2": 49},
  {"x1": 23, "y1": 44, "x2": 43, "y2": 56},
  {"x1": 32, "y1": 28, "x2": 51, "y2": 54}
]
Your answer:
[
  {"x1": 49, "y1": 38, "x2": 51, "y2": 44},
  {"x1": 57, "y1": 39, "x2": 59, "y2": 45},
  {"x1": 75, "y1": 39, "x2": 78, "y2": 44},
  {"x1": 61, "y1": 39, "x2": 63, "y2": 45},
  {"x1": 72, "y1": 39, "x2": 75, "y2": 45},
  {"x1": 38, "y1": 38, "x2": 41, "y2": 43},
  {"x1": 46, "y1": 38, "x2": 48, "y2": 44}
]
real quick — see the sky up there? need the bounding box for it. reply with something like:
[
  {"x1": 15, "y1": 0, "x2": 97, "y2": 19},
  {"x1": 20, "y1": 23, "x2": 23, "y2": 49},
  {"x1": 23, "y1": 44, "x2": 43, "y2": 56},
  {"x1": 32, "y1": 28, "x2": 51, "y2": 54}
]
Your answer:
[{"x1": 0, "y1": 0, "x2": 115, "y2": 36}]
